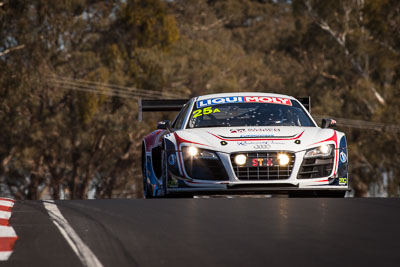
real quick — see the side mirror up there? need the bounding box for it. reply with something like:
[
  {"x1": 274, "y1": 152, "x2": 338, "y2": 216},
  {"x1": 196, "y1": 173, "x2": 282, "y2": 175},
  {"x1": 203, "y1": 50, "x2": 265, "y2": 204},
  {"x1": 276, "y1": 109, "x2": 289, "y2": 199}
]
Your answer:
[
  {"x1": 157, "y1": 120, "x2": 173, "y2": 132},
  {"x1": 321, "y1": 118, "x2": 337, "y2": 129}
]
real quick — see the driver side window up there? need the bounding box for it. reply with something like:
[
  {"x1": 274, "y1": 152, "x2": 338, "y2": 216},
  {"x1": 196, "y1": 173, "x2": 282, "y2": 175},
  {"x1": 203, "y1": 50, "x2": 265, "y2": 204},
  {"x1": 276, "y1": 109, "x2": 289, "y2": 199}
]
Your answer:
[{"x1": 172, "y1": 102, "x2": 191, "y2": 129}]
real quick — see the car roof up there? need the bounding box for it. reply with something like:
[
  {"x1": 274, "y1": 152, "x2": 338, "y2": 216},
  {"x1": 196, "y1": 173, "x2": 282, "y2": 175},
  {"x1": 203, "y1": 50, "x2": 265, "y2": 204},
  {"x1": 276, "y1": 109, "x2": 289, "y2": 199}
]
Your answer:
[{"x1": 195, "y1": 92, "x2": 296, "y2": 101}]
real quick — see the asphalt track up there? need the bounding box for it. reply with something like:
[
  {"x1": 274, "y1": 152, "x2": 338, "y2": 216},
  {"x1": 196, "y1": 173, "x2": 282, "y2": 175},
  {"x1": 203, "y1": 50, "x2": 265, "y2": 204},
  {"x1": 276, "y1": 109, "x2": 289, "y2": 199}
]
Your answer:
[{"x1": 3, "y1": 198, "x2": 400, "y2": 267}]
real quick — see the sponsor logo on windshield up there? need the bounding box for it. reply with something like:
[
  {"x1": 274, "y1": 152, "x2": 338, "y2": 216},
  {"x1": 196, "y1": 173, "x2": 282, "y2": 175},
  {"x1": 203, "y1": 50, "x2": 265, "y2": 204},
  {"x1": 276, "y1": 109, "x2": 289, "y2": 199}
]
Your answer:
[{"x1": 197, "y1": 96, "x2": 292, "y2": 108}]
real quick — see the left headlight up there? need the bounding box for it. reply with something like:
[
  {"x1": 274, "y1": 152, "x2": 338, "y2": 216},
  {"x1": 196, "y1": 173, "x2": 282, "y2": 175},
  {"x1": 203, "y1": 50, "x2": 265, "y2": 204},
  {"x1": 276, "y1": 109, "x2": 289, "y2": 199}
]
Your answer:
[
  {"x1": 182, "y1": 146, "x2": 218, "y2": 160},
  {"x1": 304, "y1": 144, "x2": 334, "y2": 158}
]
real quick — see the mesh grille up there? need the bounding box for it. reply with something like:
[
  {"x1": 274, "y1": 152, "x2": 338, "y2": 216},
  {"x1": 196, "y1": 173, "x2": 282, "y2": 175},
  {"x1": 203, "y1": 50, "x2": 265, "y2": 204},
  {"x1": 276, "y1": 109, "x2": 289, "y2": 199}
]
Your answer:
[{"x1": 230, "y1": 152, "x2": 295, "y2": 181}]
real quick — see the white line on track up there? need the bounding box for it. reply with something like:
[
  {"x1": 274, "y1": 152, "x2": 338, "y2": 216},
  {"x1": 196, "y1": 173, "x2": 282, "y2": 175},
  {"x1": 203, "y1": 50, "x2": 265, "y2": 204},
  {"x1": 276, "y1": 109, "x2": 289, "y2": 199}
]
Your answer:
[{"x1": 43, "y1": 200, "x2": 104, "y2": 267}]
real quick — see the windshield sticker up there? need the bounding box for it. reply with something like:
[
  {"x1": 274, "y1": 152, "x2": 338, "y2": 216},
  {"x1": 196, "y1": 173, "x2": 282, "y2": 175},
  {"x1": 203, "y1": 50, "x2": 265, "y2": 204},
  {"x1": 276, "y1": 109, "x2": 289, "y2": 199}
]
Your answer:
[
  {"x1": 192, "y1": 107, "x2": 220, "y2": 118},
  {"x1": 197, "y1": 96, "x2": 292, "y2": 108}
]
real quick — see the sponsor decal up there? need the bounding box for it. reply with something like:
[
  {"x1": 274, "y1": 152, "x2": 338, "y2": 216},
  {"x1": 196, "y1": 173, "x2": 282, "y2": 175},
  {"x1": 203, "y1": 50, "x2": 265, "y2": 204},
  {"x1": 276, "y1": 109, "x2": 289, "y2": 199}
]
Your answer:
[
  {"x1": 340, "y1": 152, "x2": 347, "y2": 163},
  {"x1": 168, "y1": 154, "x2": 177, "y2": 165},
  {"x1": 237, "y1": 141, "x2": 248, "y2": 146},
  {"x1": 253, "y1": 144, "x2": 271, "y2": 149},
  {"x1": 248, "y1": 128, "x2": 280, "y2": 132},
  {"x1": 237, "y1": 140, "x2": 284, "y2": 146},
  {"x1": 240, "y1": 134, "x2": 275, "y2": 138},
  {"x1": 252, "y1": 158, "x2": 275, "y2": 167},
  {"x1": 229, "y1": 128, "x2": 280, "y2": 134},
  {"x1": 197, "y1": 96, "x2": 292, "y2": 108},
  {"x1": 339, "y1": 177, "x2": 347, "y2": 185},
  {"x1": 230, "y1": 129, "x2": 246, "y2": 134},
  {"x1": 192, "y1": 107, "x2": 220, "y2": 118},
  {"x1": 209, "y1": 130, "x2": 304, "y2": 141},
  {"x1": 168, "y1": 179, "x2": 178, "y2": 187}
]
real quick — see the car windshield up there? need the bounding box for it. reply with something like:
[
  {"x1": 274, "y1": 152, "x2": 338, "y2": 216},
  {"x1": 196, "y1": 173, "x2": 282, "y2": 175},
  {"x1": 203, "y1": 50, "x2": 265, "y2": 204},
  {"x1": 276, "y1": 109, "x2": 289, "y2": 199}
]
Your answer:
[{"x1": 187, "y1": 98, "x2": 315, "y2": 128}]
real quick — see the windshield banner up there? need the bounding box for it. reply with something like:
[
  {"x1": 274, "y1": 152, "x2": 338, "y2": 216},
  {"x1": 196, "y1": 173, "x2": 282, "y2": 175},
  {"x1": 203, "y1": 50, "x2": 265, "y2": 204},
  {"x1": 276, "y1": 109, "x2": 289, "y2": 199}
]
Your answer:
[{"x1": 196, "y1": 96, "x2": 292, "y2": 108}]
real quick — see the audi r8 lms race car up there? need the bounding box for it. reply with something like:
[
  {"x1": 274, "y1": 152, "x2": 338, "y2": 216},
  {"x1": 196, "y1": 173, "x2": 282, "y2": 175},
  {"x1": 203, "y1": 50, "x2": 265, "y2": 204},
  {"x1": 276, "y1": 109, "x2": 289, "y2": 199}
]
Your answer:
[{"x1": 140, "y1": 93, "x2": 349, "y2": 198}]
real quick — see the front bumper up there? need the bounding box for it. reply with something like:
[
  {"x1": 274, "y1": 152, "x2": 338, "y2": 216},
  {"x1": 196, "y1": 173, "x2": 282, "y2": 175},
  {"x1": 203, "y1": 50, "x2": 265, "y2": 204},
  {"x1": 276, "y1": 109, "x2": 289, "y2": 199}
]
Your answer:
[{"x1": 166, "y1": 149, "x2": 349, "y2": 195}]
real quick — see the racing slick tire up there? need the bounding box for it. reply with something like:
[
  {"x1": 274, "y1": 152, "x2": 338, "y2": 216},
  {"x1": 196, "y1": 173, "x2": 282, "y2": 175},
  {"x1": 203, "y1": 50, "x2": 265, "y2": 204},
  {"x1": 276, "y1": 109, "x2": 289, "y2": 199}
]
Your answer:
[{"x1": 161, "y1": 149, "x2": 168, "y2": 196}]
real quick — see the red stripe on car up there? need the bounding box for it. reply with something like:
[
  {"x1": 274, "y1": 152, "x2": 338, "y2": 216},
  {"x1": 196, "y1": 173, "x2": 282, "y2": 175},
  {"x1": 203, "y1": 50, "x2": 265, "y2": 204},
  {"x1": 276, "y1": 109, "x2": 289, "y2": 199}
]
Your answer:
[
  {"x1": 173, "y1": 132, "x2": 209, "y2": 148},
  {"x1": 311, "y1": 131, "x2": 339, "y2": 175}
]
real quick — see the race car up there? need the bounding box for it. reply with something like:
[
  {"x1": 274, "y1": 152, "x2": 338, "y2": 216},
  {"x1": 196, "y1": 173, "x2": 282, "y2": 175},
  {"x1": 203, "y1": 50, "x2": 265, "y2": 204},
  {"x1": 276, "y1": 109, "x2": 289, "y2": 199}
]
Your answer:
[{"x1": 140, "y1": 93, "x2": 349, "y2": 198}]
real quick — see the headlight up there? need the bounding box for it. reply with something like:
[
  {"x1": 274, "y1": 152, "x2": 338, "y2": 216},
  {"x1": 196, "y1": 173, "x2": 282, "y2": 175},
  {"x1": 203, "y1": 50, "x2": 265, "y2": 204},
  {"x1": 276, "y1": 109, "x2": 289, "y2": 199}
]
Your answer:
[
  {"x1": 304, "y1": 144, "x2": 334, "y2": 158},
  {"x1": 183, "y1": 147, "x2": 218, "y2": 160},
  {"x1": 234, "y1": 154, "x2": 247, "y2": 165},
  {"x1": 277, "y1": 154, "x2": 290, "y2": 166},
  {"x1": 187, "y1": 146, "x2": 198, "y2": 157}
]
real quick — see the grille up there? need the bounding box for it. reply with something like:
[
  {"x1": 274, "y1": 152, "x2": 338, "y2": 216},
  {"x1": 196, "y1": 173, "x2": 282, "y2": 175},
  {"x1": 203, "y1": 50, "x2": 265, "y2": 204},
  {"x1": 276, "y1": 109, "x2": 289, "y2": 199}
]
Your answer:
[
  {"x1": 297, "y1": 151, "x2": 334, "y2": 179},
  {"x1": 230, "y1": 152, "x2": 295, "y2": 180}
]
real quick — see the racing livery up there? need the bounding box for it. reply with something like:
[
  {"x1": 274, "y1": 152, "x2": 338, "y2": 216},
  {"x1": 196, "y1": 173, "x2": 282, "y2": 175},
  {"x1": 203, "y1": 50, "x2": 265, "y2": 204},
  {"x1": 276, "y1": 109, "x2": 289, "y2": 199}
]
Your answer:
[{"x1": 141, "y1": 93, "x2": 349, "y2": 197}]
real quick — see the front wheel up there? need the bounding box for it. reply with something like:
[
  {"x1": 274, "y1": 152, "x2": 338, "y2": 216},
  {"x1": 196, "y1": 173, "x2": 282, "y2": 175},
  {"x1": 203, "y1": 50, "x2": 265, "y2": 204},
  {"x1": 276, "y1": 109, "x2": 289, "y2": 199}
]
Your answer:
[
  {"x1": 161, "y1": 149, "x2": 168, "y2": 196},
  {"x1": 143, "y1": 176, "x2": 153, "y2": 198},
  {"x1": 142, "y1": 146, "x2": 153, "y2": 198}
]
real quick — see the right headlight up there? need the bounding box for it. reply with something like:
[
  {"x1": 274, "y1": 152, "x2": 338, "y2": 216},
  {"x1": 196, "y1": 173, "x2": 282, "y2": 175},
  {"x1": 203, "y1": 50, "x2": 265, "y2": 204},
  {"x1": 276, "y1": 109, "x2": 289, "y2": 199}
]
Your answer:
[{"x1": 304, "y1": 144, "x2": 334, "y2": 158}]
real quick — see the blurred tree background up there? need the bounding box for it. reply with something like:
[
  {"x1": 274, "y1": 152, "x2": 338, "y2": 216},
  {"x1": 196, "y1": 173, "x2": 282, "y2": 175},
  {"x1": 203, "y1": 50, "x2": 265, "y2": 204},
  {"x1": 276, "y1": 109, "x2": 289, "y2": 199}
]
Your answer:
[{"x1": 0, "y1": 0, "x2": 399, "y2": 199}]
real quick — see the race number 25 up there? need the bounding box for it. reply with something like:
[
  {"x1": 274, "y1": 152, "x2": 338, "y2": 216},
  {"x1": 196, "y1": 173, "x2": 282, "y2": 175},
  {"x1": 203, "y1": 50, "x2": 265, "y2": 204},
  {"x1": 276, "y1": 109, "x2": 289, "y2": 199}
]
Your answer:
[{"x1": 193, "y1": 107, "x2": 220, "y2": 118}]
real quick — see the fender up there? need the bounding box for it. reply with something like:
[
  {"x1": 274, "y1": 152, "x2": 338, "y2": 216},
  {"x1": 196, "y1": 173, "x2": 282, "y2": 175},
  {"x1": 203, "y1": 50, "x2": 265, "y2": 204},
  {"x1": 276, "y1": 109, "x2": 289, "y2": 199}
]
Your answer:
[
  {"x1": 143, "y1": 129, "x2": 168, "y2": 196},
  {"x1": 143, "y1": 129, "x2": 165, "y2": 153}
]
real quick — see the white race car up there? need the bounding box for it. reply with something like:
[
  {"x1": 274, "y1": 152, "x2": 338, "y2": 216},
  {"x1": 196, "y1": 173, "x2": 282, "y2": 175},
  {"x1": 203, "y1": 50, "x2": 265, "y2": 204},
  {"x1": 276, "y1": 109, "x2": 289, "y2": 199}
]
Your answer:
[{"x1": 140, "y1": 93, "x2": 349, "y2": 197}]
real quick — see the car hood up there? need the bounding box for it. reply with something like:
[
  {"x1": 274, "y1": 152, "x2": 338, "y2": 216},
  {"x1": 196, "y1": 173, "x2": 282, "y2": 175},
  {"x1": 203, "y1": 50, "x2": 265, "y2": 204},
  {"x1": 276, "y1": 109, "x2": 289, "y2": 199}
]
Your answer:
[{"x1": 174, "y1": 126, "x2": 337, "y2": 153}]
